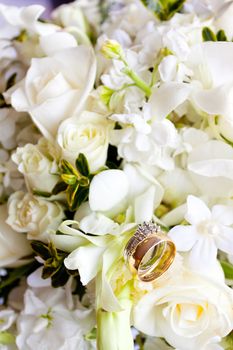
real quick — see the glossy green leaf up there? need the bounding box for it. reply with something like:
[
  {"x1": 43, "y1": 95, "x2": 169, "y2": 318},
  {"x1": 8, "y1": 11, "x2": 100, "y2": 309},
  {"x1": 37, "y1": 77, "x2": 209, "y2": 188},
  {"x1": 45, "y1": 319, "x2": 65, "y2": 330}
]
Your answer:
[
  {"x1": 202, "y1": 27, "x2": 216, "y2": 41},
  {"x1": 52, "y1": 181, "x2": 68, "y2": 195},
  {"x1": 61, "y1": 173, "x2": 77, "y2": 185},
  {"x1": 31, "y1": 240, "x2": 51, "y2": 260},
  {"x1": 216, "y1": 29, "x2": 227, "y2": 41},
  {"x1": 75, "y1": 153, "x2": 90, "y2": 177},
  {"x1": 140, "y1": 0, "x2": 185, "y2": 21},
  {"x1": 220, "y1": 260, "x2": 233, "y2": 279},
  {"x1": 33, "y1": 190, "x2": 51, "y2": 198},
  {"x1": 71, "y1": 186, "x2": 89, "y2": 211}
]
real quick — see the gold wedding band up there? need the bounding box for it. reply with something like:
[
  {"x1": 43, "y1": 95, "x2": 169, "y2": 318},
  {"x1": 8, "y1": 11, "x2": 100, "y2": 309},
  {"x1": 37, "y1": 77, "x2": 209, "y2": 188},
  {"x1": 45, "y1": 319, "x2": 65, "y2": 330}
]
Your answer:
[{"x1": 124, "y1": 222, "x2": 176, "y2": 282}]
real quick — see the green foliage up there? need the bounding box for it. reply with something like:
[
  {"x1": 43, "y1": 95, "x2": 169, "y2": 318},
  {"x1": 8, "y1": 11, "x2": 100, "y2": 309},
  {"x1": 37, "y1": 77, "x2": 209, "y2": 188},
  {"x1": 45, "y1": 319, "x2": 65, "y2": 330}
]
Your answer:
[
  {"x1": 220, "y1": 260, "x2": 233, "y2": 280},
  {"x1": 30, "y1": 240, "x2": 84, "y2": 292},
  {"x1": 216, "y1": 29, "x2": 227, "y2": 41},
  {"x1": 140, "y1": 0, "x2": 186, "y2": 21},
  {"x1": 52, "y1": 154, "x2": 91, "y2": 211},
  {"x1": 31, "y1": 240, "x2": 72, "y2": 288},
  {"x1": 202, "y1": 27, "x2": 216, "y2": 41},
  {"x1": 202, "y1": 27, "x2": 228, "y2": 42}
]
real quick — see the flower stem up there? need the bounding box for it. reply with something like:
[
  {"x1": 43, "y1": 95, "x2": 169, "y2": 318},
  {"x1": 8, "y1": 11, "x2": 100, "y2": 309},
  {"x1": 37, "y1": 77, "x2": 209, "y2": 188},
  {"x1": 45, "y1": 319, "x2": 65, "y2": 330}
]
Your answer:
[{"x1": 122, "y1": 67, "x2": 151, "y2": 98}]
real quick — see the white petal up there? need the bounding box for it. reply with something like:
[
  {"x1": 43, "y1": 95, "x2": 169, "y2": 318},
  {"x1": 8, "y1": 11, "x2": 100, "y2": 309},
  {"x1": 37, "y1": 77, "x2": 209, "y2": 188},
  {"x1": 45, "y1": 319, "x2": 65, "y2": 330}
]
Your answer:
[
  {"x1": 192, "y1": 84, "x2": 232, "y2": 116},
  {"x1": 168, "y1": 225, "x2": 198, "y2": 251},
  {"x1": 189, "y1": 237, "x2": 217, "y2": 269},
  {"x1": 89, "y1": 170, "x2": 129, "y2": 212},
  {"x1": 211, "y1": 205, "x2": 233, "y2": 226},
  {"x1": 185, "y1": 195, "x2": 211, "y2": 225},
  {"x1": 64, "y1": 245, "x2": 105, "y2": 285},
  {"x1": 79, "y1": 213, "x2": 118, "y2": 235},
  {"x1": 39, "y1": 32, "x2": 77, "y2": 56},
  {"x1": 134, "y1": 186, "x2": 156, "y2": 223},
  {"x1": 215, "y1": 226, "x2": 233, "y2": 255},
  {"x1": 148, "y1": 82, "x2": 191, "y2": 120},
  {"x1": 159, "y1": 55, "x2": 178, "y2": 82}
]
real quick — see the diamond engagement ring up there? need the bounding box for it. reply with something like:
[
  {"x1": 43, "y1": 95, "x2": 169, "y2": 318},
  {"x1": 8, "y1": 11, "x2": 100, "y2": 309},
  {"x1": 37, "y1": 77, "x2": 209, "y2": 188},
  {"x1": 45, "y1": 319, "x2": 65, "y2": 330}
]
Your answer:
[{"x1": 124, "y1": 222, "x2": 176, "y2": 282}]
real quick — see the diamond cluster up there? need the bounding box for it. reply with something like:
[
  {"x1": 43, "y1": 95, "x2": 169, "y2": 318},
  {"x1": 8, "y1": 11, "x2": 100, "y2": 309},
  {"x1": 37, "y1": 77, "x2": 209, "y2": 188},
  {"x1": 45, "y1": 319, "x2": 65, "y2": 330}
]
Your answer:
[{"x1": 125, "y1": 221, "x2": 160, "y2": 259}]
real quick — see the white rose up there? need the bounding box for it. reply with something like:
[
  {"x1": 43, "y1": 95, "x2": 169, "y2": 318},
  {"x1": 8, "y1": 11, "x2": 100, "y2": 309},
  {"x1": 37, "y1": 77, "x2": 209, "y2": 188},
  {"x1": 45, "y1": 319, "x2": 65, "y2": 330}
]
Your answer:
[
  {"x1": 57, "y1": 111, "x2": 113, "y2": 173},
  {"x1": 7, "y1": 191, "x2": 64, "y2": 241},
  {"x1": 0, "y1": 204, "x2": 31, "y2": 267},
  {"x1": 5, "y1": 46, "x2": 96, "y2": 139},
  {"x1": 133, "y1": 270, "x2": 233, "y2": 350},
  {"x1": 12, "y1": 142, "x2": 59, "y2": 193}
]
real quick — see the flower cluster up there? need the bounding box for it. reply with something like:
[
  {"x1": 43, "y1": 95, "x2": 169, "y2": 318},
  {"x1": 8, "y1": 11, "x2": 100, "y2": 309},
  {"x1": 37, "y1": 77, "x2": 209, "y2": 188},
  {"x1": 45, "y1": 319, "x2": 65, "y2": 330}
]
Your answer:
[{"x1": 0, "y1": 0, "x2": 233, "y2": 349}]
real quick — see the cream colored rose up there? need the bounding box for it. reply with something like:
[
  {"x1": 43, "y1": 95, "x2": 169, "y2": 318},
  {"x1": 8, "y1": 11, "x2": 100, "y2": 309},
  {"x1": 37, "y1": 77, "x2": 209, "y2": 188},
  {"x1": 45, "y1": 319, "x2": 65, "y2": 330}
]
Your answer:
[
  {"x1": 133, "y1": 270, "x2": 233, "y2": 350},
  {"x1": 12, "y1": 142, "x2": 59, "y2": 193},
  {"x1": 7, "y1": 191, "x2": 64, "y2": 241},
  {"x1": 57, "y1": 111, "x2": 114, "y2": 172},
  {"x1": 0, "y1": 204, "x2": 31, "y2": 267},
  {"x1": 5, "y1": 46, "x2": 96, "y2": 139}
]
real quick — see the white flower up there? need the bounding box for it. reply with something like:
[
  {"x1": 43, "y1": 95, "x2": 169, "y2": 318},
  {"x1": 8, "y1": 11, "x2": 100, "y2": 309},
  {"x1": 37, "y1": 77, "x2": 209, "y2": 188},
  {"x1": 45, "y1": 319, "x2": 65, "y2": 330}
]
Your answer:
[
  {"x1": 169, "y1": 195, "x2": 233, "y2": 269},
  {"x1": 7, "y1": 191, "x2": 64, "y2": 241},
  {"x1": 57, "y1": 111, "x2": 113, "y2": 173},
  {"x1": 0, "y1": 204, "x2": 31, "y2": 267},
  {"x1": 0, "y1": 4, "x2": 58, "y2": 36},
  {"x1": 5, "y1": 46, "x2": 96, "y2": 139},
  {"x1": 133, "y1": 269, "x2": 233, "y2": 350},
  {"x1": 12, "y1": 141, "x2": 59, "y2": 193},
  {"x1": 16, "y1": 286, "x2": 95, "y2": 350},
  {"x1": 111, "y1": 118, "x2": 179, "y2": 170}
]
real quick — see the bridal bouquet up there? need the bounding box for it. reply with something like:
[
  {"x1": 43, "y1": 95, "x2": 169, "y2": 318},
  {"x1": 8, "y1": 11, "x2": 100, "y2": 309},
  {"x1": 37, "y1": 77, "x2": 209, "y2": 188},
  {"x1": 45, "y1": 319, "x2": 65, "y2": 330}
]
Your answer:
[{"x1": 0, "y1": 0, "x2": 233, "y2": 349}]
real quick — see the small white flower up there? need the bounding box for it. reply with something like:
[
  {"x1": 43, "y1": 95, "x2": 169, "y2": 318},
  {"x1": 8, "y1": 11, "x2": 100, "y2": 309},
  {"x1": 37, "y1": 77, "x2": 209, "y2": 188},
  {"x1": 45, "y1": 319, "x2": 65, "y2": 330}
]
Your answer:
[
  {"x1": 16, "y1": 286, "x2": 95, "y2": 350},
  {"x1": 169, "y1": 195, "x2": 233, "y2": 269}
]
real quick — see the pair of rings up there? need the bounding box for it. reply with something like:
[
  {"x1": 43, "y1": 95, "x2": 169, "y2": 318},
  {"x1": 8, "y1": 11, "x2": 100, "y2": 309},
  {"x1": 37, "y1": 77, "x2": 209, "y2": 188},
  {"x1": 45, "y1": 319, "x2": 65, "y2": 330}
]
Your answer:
[{"x1": 124, "y1": 222, "x2": 176, "y2": 282}]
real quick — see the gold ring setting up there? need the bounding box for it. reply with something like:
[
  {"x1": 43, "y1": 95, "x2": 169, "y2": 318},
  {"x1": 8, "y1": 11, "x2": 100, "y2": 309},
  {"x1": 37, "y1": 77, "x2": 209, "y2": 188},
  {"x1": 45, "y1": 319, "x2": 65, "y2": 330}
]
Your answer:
[{"x1": 124, "y1": 222, "x2": 176, "y2": 282}]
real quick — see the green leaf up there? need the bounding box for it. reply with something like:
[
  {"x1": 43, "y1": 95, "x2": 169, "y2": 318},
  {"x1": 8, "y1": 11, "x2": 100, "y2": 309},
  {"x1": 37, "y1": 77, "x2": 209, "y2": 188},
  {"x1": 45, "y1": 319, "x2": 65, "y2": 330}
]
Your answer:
[
  {"x1": 60, "y1": 159, "x2": 77, "y2": 175},
  {"x1": 66, "y1": 183, "x2": 80, "y2": 210},
  {"x1": 70, "y1": 186, "x2": 89, "y2": 211},
  {"x1": 33, "y1": 190, "x2": 51, "y2": 198},
  {"x1": 51, "y1": 264, "x2": 70, "y2": 287},
  {"x1": 75, "y1": 153, "x2": 90, "y2": 177},
  {"x1": 78, "y1": 177, "x2": 90, "y2": 187},
  {"x1": 31, "y1": 240, "x2": 51, "y2": 260},
  {"x1": 52, "y1": 181, "x2": 68, "y2": 195},
  {"x1": 140, "y1": 0, "x2": 186, "y2": 21},
  {"x1": 6, "y1": 73, "x2": 17, "y2": 90},
  {"x1": 61, "y1": 173, "x2": 77, "y2": 185},
  {"x1": 202, "y1": 27, "x2": 216, "y2": 41},
  {"x1": 42, "y1": 260, "x2": 60, "y2": 279},
  {"x1": 216, "y1": 29, "x2": 227, "y2": 41},
  {"x1": 220, "y1": 260, "x2": 233, "y2": 279}
]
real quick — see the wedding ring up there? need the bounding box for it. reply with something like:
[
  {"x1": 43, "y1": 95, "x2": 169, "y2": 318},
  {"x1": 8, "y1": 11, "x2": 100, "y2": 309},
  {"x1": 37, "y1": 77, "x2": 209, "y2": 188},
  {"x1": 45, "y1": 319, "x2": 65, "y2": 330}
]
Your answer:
[{"x1": 124, "y1": 222, "x2": 176, "y2": 282}]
